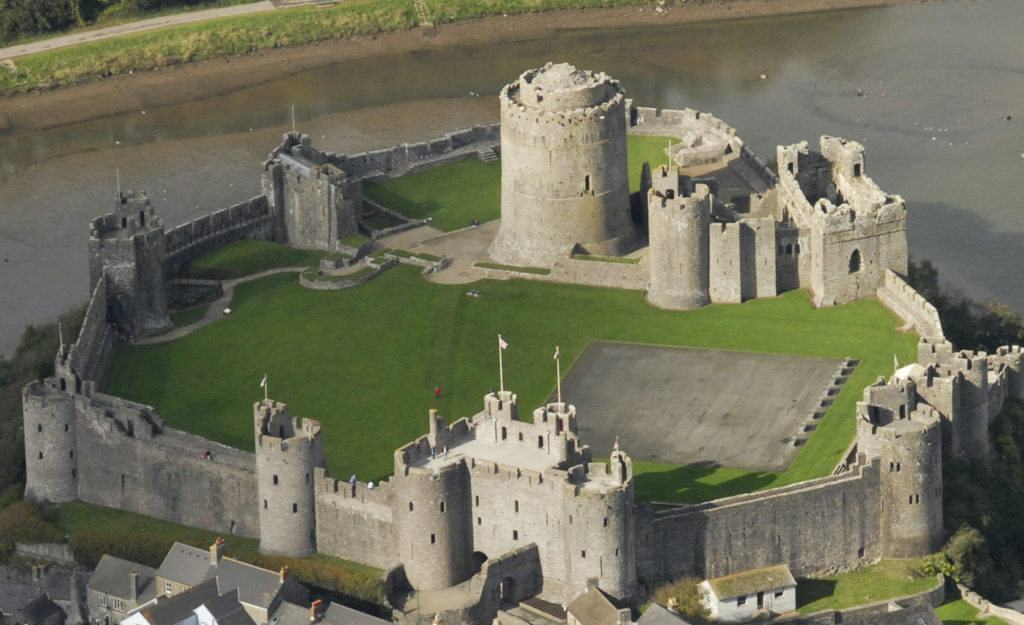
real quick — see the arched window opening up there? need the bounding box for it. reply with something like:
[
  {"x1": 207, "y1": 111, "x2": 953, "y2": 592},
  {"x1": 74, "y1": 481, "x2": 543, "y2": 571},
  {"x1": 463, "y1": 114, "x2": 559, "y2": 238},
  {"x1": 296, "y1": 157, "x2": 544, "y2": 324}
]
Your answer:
[{"x1": 849, "y1": 249, "x2": 861, "y2": 273}]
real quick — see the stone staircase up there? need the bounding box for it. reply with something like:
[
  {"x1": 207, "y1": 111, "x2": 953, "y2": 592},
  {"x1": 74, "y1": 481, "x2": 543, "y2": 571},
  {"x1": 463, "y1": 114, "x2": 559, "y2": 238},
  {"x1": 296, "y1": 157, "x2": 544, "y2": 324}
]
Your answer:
[{"x1": 479, "y1": 147, "x2": 500, "y2": 162}]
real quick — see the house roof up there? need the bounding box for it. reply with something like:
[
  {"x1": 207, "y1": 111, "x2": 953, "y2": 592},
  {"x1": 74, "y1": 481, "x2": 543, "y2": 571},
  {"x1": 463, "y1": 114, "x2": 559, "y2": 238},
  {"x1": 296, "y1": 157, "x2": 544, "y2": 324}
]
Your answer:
[
  {"x1": 636, "y1": 604, "x2": 692, "y2": 625},
  {"x1": 321, "y1": 602, "x2": 393, "y2": 625},
  {"x1": 15, "y1": 594, "x2": 64, "y2": 625},
  {"x1": 157, "y1": 543, "x2": 214, "y2": 588},
  {"x1": 0, "y1": 583, "x2": 43, "y2": 616},
  {"x1": 566, "y1": 587, "x2": 622, "y2": 625},
  {"x1": 845, "y1": 605, "x2": 942, "y2": 625},
  {"x1": 138, "y1": 578, "x2": 220, "y2": 625},
  {"x1": 215, "y1": 559, "x2": 282, "y2": 609},
  {"x1": 90, "y1": 555, "x2": 158, "y2": 603},
  {"x1": 705, "y1": 564, "x2": 796, "y2": 600},
  {"x1": 203, "y1": 589, "x2": 257, "y2": 625}
]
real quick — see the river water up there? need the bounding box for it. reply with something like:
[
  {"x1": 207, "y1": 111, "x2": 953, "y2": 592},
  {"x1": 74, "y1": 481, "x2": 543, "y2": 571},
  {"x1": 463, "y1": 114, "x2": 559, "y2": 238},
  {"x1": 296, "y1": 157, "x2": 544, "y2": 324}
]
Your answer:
[{"x1": 1, "y1": 0, "x2": 1022, "y2": 357}]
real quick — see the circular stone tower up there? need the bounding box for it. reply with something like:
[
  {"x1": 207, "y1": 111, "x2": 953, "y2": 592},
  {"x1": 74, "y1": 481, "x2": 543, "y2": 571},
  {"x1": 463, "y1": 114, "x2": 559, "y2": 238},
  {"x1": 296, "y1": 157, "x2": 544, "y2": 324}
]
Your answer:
[
  {"x1": 23, "y1": 380, "x2": 78, "y2": 504},
  {"x1": 254, "y1": 400, "x2": 325, "y2": 557},
  {"x1": 489, "y1": 62, "x2": 638, "y2": 265}
]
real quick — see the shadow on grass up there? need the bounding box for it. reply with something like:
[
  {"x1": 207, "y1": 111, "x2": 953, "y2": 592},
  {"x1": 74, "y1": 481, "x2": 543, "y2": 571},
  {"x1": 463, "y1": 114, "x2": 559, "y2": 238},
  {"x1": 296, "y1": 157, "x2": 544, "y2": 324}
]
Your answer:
[
  {"x1": 633, "y1": 462, "x2": 778, "y2": 504},
  {"x1": 796, "y1": 578, "x2": 838, "y2": 610}
]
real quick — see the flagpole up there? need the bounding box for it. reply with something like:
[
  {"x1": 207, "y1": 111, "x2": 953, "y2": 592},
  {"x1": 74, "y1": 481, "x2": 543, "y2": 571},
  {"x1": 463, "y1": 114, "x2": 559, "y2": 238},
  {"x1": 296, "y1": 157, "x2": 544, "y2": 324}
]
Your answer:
[
  {"x1": 498, "y1": 335, "x2": 505, "y2": 394},
  {"x1": 556, "y1": 346, "x2": 562, "y2": 408}
]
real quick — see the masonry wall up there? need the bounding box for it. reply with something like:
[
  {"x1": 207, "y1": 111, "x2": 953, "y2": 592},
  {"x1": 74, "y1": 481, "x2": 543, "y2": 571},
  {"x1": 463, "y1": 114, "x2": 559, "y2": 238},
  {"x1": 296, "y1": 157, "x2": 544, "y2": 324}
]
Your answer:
[
  {"x1": 314, "y1": 468, "x2": 397, "y2": 570},
  {"x1": 635, "y1": 460, "x2": 881, "y2": 584},
  {"x1": 709, "y1": 222, "x2": 741, "y2": 304},
  {"x1": 75, "y1": 394, "x2": 259, "y2": 537},
  {"x1": 68, "y1": 279, "x2": 116, "y2": 385},
  {"x1": 547, "y1": 257, "x2": 647, "y2": 290},
  {"x1": 876, "y1": 269, "x2": 945, "y2": 341},
  {"x1": 164, "y1": 196, "x2": 279, "y2": 277}
]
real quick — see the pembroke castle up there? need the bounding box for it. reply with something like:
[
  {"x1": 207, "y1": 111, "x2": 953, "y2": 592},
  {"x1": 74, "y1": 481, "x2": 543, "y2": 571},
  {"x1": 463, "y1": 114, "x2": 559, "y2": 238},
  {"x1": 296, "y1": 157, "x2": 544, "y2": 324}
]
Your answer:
[{"x1": 21, "y1": 63, "x2": 1024, "y2": 623}]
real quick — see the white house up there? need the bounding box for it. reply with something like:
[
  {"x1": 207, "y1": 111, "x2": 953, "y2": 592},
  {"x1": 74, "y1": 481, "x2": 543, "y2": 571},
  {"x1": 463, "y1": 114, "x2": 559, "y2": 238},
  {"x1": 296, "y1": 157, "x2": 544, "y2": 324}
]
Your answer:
[{"x1": 700, "y1": 564, "x2": 796, "y2": 622}]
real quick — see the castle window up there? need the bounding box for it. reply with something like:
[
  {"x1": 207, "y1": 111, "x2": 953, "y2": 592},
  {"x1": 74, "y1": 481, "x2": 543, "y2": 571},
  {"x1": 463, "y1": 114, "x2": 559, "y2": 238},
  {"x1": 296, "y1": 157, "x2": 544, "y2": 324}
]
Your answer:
[
  {"x1": 72, "y1": 469, "x2": 76, "y2": 479},
  {"x1": 849, "y1": 249, "x2": 861, "y2": 273},
  {"x1": 501, "y1": 427, "x2": 507, "y2": 440},
  {"x1": 896, "y1": 462, "x2": 901, "y2": 472},
  {"x1": 475, "y1": 495, "x2": 479, "y2": 507},
  {"x1": 915, "y1": 494, "x2": 920, "y2": 504},
  {"x1": 440, "y1": 502, "x2": 445, "y2": 512},
  {"x1": 292, "y1": 503, "x2": 298, "y2": 513},
  {"x1": 615, "y1": 548, "x2": 619, "y2": 556},
  {"x1": 273, "y1": 475, "x2": 278, "y2": 485},
  {"x1": 778, "y1": 244, "x2": 784, "y2": 255},
  {"x1": 795, "y1": 243, "x2": 800, "y2": 255},
  {"x1": 70, "y1": 450, "x2": 74, "y2": 459},
  {"x1": 518, "y1": 432, "x2": 523, "y2": 441},
  {"x1": 603, "y1": 517, "x2": 608, "y2": 527},
  {"x1": 889, "y1": 462, "x2": 894, "y2": 472},
  {"x1": 264, "y1": 499, "x2": 268, "y2": 509},
  {"x1": 858, "y1": 547, "x2": 865, "y2": 558},
  {"x1": 899, "y1": 405, "x2": 906, "y2": 419},
  {"x1": 478, "y1": 517, "x2": 482, "y2": 525},
  {"x1": 409, "y1": 502, "x2": 414, "y2": 511},
  {"x1": 139, "y1": 211, "x2": 145, "y2": 227},
  {"x1": 581, "y1": 551, "x2": 586, "y2": 559},
  {"x1": 569, "y1": 515, "x2": 573, "y2": 524},
  {"x1": 585, "y1": 175, "x2": 591, "y2": 192},
  {"x1": 514, "y1": 500, "x2": 519, "y2": 513},
  {"x1": 787, "y1": 162, "x2": 794, "y2": 174},
  {"x1": 909, "y1": 495, "x2": 913, "y2": 505},
  {"x1": 513, "y1": 530, "x2": 518, "y2": 540},
  {"x1": 854, "y1": 163, "x2": 862, "y2": 178},
  {"x1": 305, "y1": 473, "x2": 310, "y2": 484},
  {"x1": 121, "y1": 217, "x2": 128, "y2": 228},
  {"x1": 64, "y1": 423, "x2": 69, "y2": 432},
  {"x1": 431, "y1": 534, "x2": 436, "y2": 544},
  {"x1": 538, "y1": 435, "x2": 544, "y2": 449},
  {"x1": 38, "y1": 451, "x2": 43, "y2": 460},
  {"x1": 37, "y1": 424, "x2": 42, "y2": 432},
  {"x1": 785, "y1": 243, "x2": 793, "y2": 256},
  {"x1": 666, "y1": 189, "x2": 675, "y2": 199}
]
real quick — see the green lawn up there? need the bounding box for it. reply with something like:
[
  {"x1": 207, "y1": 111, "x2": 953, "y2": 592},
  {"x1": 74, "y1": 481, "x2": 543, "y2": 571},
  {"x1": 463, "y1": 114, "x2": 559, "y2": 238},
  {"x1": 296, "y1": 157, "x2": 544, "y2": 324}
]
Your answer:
[
  {"x1": 363, "y1": 159, "x2": 501, "y2": 232},
  {"x1": 170, "y1": 306, "x2": 208, "y2": 328},
  {"x1": 187, "y1": 240, "x2": 326, "y2": 279},
  {"x1": 935, "y1": 599, "x2": 1010, "y2": 625},
  {"x1": 363, "y1": 136, "x2": 677, "y2": 231},
  {"x1": 105, "y1": 264, "x2": 917, "y2": 502},
  {"x1": 796, "y1": 559, "x2": 940, "y2": 614}
]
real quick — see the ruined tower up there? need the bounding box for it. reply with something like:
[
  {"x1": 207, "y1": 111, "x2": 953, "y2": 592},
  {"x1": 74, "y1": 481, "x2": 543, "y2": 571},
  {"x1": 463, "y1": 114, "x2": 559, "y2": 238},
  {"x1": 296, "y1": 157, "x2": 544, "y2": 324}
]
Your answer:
[
  {"x1": 254, "y1": 400, "x2": 325, "y2": 556},
  {"x1": 87, "y1": 191, "x2": 169, "y2": 338},
  {"x1": 646, "y1": 166, "x2": 711, "y2": 309},
  {"x1": 489, "y1": 62, "x2": 638, "y2": 265},
  {"x1": 23, "y1": 354, "x2": 78, "y2": 504}
]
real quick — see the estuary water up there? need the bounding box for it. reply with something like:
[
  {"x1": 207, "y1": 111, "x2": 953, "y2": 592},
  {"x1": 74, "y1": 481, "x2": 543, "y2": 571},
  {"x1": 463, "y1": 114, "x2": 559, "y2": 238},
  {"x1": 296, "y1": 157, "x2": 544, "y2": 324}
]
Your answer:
[{"x1": 1, "y1": 0, "x2": 1022, "y2": 357}]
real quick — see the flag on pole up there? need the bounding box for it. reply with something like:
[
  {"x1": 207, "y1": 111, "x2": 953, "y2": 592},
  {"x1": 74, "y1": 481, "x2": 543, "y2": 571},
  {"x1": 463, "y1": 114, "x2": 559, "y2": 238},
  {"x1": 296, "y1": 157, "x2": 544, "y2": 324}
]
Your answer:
[
  {"x1": 260, "y1": 374, "x2": 267, "y2": 388},
  {"x1": 893, "y1": 353, "x2": 899, "y2": 373},
  {"x1": 553, "y1": 346, "x2": 560, "y2": 360},
  {"x1": 499, "y1": 335, "x2": 508, "y2": 350},
  {"x1": 613, "y1": 436, "x2": 619, "y2": 452}
]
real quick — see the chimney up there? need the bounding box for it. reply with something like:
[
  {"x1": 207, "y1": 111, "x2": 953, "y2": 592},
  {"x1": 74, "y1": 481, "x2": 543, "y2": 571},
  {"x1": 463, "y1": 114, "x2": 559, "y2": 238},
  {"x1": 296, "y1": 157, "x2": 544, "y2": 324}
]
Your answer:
[
  {"x1": 210, "y1": 537, "x2": 226, "y2": 565},
  {"x1": 129, "y1": 571, "x2": 138, "y2": 602},
  {"x1": 279, "y1": 566, "x2": 289, "y2": 583},
  {"x1": 309, "y1": 599, "x2": 323, "y2": 622}
]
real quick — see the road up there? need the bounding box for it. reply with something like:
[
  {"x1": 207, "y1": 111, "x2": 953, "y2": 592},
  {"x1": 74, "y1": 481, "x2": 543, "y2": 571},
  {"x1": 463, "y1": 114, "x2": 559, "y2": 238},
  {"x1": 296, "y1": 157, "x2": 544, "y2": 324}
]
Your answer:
[{"x1": 0, "y1": 1, "x2": 277, "y2": 61}]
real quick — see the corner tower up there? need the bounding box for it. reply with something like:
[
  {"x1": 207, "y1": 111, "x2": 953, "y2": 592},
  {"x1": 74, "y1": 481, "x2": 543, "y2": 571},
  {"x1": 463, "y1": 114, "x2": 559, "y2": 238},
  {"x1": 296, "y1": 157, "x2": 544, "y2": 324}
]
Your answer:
[
  {"x1": 489, "y1": 62, "x2": 638, "y2": 265},
  {"x1": 254, "y1": 400, "x2": 325, "y2": 556},
  {"x1": 646, "y1": 166, "x2": 712, "y2": 309},
  {"x1": 87, "y1": 191, "x2": 169, "y2": 337}
]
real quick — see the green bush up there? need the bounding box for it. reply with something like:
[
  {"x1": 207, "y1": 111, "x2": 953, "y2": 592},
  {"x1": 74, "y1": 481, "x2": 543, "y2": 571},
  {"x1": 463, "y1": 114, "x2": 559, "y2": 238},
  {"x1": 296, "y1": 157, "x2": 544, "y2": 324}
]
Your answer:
[
  {"x1": 649, "y1": 578, "x2": 709, "y2": 623},
  {"x1": 0, "y1": 501, "x2": 65, "y2": 544}
]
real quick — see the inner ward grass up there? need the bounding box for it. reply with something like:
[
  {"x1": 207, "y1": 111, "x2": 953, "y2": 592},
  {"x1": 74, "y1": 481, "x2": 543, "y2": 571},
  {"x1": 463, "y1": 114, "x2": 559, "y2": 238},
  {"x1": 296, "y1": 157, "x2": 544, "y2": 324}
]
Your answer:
[
  {"x1": 934, "y1": 599, "x2": 1010, "y2": 625},
  {"x1": 795, "y1": 559, "x2": 939, "y2": 614},
  {"x1": 188, "y1": 240, "x2": 326, "y2": 279},
  {"x1": 363, "y1": 135, "x2": 676, "y2": 230},
  {"x1": 105, "y1": 265, "x2": 917, "y2": 503}
]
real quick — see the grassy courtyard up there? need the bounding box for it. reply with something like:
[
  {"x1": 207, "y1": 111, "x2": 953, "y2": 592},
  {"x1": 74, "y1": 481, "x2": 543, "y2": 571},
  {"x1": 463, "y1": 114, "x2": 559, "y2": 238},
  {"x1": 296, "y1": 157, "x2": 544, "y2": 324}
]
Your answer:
[
  {"x1": 106, "y1": 242, "x2": 917, "y2": 503},
  {"x1": 362, "y1": 136, "x2": 673, "y2": 231},
  {"x1": 795, "y1": 559, "x2": 939, "y2": 614}
]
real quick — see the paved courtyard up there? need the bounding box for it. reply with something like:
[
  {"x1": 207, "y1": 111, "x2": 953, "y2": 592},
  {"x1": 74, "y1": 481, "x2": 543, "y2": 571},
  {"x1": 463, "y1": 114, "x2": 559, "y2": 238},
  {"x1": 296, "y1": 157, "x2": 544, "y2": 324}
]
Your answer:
[{"x1": 555, "y1": 342, "x2": 846, "y2": 473}]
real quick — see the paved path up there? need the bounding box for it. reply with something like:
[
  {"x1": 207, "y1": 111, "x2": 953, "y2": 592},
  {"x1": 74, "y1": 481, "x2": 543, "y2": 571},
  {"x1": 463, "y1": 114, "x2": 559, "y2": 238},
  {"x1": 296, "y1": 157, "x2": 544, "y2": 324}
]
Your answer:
[
  {"x1": 135, "y1": 266, "x2": 300, "y2": 345},
  {"x1": 0, "y1": 1, "x2": 276, "y2": 60}
]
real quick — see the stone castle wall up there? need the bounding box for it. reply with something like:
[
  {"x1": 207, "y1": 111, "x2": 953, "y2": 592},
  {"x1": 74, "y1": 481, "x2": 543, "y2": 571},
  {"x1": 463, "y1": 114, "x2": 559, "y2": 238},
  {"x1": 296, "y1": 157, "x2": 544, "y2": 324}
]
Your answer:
[
  {"x1": 68, "y1": 279, "x2": 116, "y2": 386},
  {"x1": 876, "y1": 269, "x2": 945, "y2": 341},
  {"x1": 164, "y1": 195, "x2": 278, "y2": 277},
  {"x1": 314, "y1": 468, "x2": 396, "y2": 570},
  {"x1": 635, "y1": 459, "x2": 881, "y2": 585}
]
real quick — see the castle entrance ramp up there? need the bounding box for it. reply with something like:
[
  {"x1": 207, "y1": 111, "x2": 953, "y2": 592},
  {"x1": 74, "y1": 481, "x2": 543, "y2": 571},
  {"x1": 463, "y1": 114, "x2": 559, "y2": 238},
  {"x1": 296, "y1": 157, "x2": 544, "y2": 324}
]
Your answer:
[{"x1": 555, "y1": 342, "x2": 846, "y2": 473}]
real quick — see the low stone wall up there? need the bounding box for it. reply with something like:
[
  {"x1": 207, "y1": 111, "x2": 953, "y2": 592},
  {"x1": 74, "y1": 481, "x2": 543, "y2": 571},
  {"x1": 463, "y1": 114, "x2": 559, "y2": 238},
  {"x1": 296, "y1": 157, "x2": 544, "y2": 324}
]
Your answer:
[
  {"x1": 164, "y1": 196, "x2": 279, "y2": 276},
  {"x1": 474, "y1": 256, "x2": 647, "y2": 291},
  {"x1": 299, "y1": 260, "x2": 395, "y2": 291},
  {"x1": 876, "y1": 269, "x2": 945, "y2": 341},
  {"x1": 68, "y1": 279, "x2": 115, "y2": 385},
  {"x1": 14, "y1": 542, "x2": 76, "y2": 565},
  {"x1": 958, "y1": 583, "x2": 1024, "y2": 625}
]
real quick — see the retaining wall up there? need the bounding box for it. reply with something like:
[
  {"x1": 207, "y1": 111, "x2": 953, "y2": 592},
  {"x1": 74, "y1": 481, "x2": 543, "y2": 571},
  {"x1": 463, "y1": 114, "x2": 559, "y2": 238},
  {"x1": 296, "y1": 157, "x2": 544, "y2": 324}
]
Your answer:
[
  {"x1": 777, "y1": 576, "x2": 944, "y2": 625},
  {"x1": 876, "y1": 269, "x2": 945, "y2": 341},
  {"x1": 14, "y1": 542, "x2": 76, "y2": 565},
  {"x1": 958, "y1": 584, "x2": 1024, "y2": 625}
]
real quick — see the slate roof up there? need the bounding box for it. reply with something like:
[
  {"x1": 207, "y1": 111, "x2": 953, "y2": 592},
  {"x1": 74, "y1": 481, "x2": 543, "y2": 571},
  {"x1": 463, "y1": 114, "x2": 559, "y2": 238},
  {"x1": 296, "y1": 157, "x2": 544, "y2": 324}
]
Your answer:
[
  {"x1": 705, "y1": 564, "x2": 796, "y2": 600},
  {"x1": 203, "y1": 589, "x2": 257, "y2": 625},
  {"x1": 0, "y1": 583, "x2": 43, "y2": 616},
  {"x1": 157, "y1": 543, "x2": 214, "y2": 588},
  {"x1": 215, "y1": 559, "x2": 282, "y2": 609},
  {"x1": 566, "y1": 588, "x2": 622, "y2": 625},
  {"x1": 636, "y1": 604, "x2": 692, "y2": 625},
  {"x1": 321, "y1": 602, "x2": 392, "y2": 625},
  {"x1": 138, "y1": 579, "x2": 220, "y2": 625},
  {"x1": 15, "y1": 594, "x2": 64, "y2": 625},
  {"x1": 845, "y1": 605, "x2": 942, "y2": 625},
  {"x1": 90, "y1": 555, "x2": 158, "y2": 603}
]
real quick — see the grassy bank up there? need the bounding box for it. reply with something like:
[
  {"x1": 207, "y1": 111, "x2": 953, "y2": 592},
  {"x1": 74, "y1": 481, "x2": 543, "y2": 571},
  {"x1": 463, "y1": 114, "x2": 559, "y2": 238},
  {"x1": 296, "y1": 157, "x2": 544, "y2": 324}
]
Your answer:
[
  {"x1": 796, "y1": 559, "x2": 939, "y2": 614},
  {"x1": 105, "y1": 251, "x2": 916, "y2": 503}
]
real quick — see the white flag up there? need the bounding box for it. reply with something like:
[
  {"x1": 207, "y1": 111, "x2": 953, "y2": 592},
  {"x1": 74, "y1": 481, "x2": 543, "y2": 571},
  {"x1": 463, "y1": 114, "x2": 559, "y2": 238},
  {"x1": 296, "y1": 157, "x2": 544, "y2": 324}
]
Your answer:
[
  {"x1": 554, "y1": 346, "x2": 560, "y2": 360},
  {"x1": 499, "y1": 335, "x2": 508, "y2": 350},
  {"x1": 260, "y1": 374, "x2": 267, "y2": 388}
]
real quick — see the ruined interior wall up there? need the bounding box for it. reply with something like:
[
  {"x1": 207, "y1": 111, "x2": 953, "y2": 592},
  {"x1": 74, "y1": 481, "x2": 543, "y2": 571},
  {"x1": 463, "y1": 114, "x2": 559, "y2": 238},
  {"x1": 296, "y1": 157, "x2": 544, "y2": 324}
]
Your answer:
[
  {"x1": 75, "y1": 394, "x2": 259, "y2": 537},
  {"x1": 164, "y1": 196, "x2": 278, "y2": 276},
  {"x1": 744, "y1": 218, "x2": 777, "y2": 299},
  {"x1": 815, "y1": 219, "x2": 907, "y2": 307},
  {"x1": 709, "y1": 222, "x2": 741, "y2": 304},
  {"x1": 547, "y1": 257, "x2": 648, "y2": 290},
  {"x1": 314, "y1": 468, "x2": 397, "y2": 570},
  {"x1": 68, "y1": 279, "x2": 115, "y2": 384},
  {"x1": 635, "y1": 461, "x2": 881, "y2": 585}
]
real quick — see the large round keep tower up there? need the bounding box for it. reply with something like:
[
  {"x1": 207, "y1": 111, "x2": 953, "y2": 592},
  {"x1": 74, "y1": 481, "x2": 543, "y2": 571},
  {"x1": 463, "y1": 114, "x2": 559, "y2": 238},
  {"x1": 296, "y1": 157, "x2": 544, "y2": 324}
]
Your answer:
[
  {"x1": 488, "y1": 62, "x2": 638, "y2": 266},
  {"x1": 254, "y1": 400, "x2": 325, "y2": 557},
  {"x1": 23, "y1": 379, "x2": 78, "y2": 503}
]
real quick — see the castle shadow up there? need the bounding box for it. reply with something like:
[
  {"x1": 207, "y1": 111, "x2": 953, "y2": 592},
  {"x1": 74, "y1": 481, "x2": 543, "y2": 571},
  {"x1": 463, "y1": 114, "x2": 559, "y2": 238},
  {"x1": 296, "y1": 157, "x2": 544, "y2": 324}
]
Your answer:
[
  {"x1": 634, "y1": 462, "x2": 778, "y2": 504},
  {"x1": 794, "y1": 578, "x2": 838, "y2": 610}
]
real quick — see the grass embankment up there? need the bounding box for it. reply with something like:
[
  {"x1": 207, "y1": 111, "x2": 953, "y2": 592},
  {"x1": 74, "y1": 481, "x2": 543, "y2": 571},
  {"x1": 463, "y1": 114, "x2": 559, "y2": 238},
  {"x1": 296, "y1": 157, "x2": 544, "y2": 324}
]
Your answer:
[
  {"x1": 935, "y1": 599, "x2": 1009, "y2": 625},
  {"x1": 186, "y1": 239, "x2": 326, "y2": 279},
  {"x1": 795, "y1": 559, "x2": 939, "y2": 614},
  {"x1": 363, "y1": 136, "x2": 674, "y2": 231},
  {"x1": 106, "y1": 246, "x2": 916, "y2": 502},
  {"x1": 170, "y1": 306, "x2": 209, "y2": 327}
]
